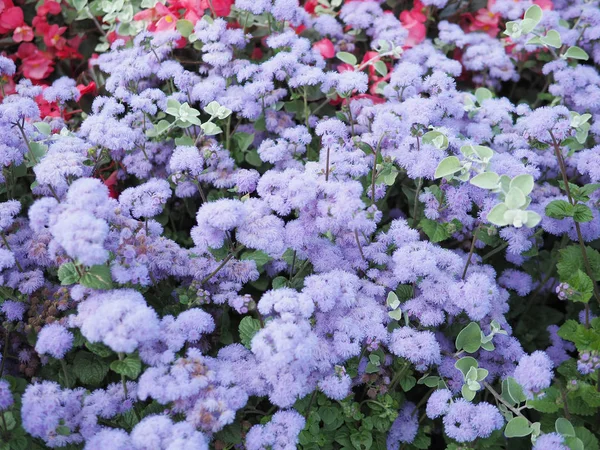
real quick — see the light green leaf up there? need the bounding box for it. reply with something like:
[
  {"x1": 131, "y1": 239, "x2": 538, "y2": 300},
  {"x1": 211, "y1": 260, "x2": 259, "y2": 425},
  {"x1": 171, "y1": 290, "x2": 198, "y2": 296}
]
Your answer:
[
  {"x1": 524, "y1": 4, "x2": 543, "y2": 25},
  {"x1": 374, "y1": 60, "x2": 388, "y2": 76},
  {"x1": 564, "y1": 46, "x2": 589, "y2": 61},
  {"x1": 470, "y1": 172, "x2": 500, "y2": 190},
  {"x1": 201, "y1": 122, "x2": 222, "y2": 135},
  {"x1": 520, "y1": 17, "x2": 537, "y2": 34},
  {"x1": 176, "y1": 19, "x2": 194, "y2": 38},
  {"x1": 525, "y1": 211, "x2": 542, "y2": 228},
  {"x1": 33, "y1": 122, "x2": 51, "y2": 135},
  {"x1": 455, "y1": 356, "x2": 478, "y2": 377},
  {"x1": 475, "y1": 87, "x2": 493, "y2": 104},
  {"x1": 422, "y1": 131, "x2": 448, "y2": 150},
  {"x1": 462, "y1": 384, "x2": 476, "y2": 401},
  {"x1": 541, "y1": 29, "x2": 562, "y2": 48},
  {"x1": 336, "y1": 52, "x2": 357, "y2": 65},
  {"x1": 510, "y1": 174, "x2": 534, "y2": 196},
  {"x1": 455, "y1": 322, "x2": 482, "y2": 353},
  {"x1": 386, "y1": 292, "x2": 400, "y2": 309},
  {"x1": 504, "y1": 416, "x2": 532, "y2": 438},
  {"x1": 487, "y1": 203, "x2": 509, "y2": 226},
  {"x1": 505, "y1": 187, "x2": 526, "y2": 210},
  {"x1": 555, "y1": 418, "x2": 576, "y2": 437},
  {"x1": 388, "y1": 309, "x2": 403, "y2": 320},
  {"x1": 434, "y1": 156, "x2": 462, "y2": 178}
]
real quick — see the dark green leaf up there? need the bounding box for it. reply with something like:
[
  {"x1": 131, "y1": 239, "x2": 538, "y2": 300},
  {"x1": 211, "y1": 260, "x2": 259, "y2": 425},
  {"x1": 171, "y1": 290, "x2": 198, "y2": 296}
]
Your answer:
[
  {"x1": 58, "y1": 262, "x2": 80, "y2": 286},
  {"x1": 239, "y1": 316, "x2": 261, "y2": 349},
  {"x1": 110, "y1": 356, "x2": 141, "y2": 379},
  {"x1": 545, "y1": 200, "x2": 574, "y2": 219}
]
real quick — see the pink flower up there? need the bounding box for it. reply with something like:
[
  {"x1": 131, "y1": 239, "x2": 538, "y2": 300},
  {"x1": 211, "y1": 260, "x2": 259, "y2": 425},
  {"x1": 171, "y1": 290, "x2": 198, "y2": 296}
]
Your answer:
[
  {"x1": 0, "y1": 6, "x2": 24, "y2": 33},
  {"x1": 533, "y1": 0, "x2": 553, "y2": 10},
  {"x1": 314, "y1": 38, "x2": 335, "y2": 59},
  {"x1": 13, "y1": 24, "x2": 34, "y2": 42},
  {"x1": 399, "y1": 1, "x2": 427, "y2": 48}
]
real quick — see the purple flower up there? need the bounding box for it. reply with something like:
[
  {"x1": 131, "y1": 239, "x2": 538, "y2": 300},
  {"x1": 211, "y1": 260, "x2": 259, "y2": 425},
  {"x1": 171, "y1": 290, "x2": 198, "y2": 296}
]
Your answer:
[
  {"x1": 246, "y1": 410, "x2": 305, "y2": 450},
  {"x1": 389, "y1": 328, "x2": 441, "y2": 370},
  {"x1": 513, "y1": 351, "x2": 554, "y2": 398},
  {"x1": 426, "y1": 388, "x2": 452, "y2": 419},
  {"x1": 35, "y1": 323, "x2": 74, "y2": 359},
  {"x1": 0, "y1": 300, "x2": 25, "y2": 321},
  {"x1": 387, "y1": 402, "x2": 418, "y2": 449},
  {"x1": 532, "y1": 432, "x2": 570, "y2": 450},
  {"x1": 0, "y1": 56, "x2": 16, "y2": 77},
  {"x1": 0, "y1": 379, "x2": 13, "y2": 411}
]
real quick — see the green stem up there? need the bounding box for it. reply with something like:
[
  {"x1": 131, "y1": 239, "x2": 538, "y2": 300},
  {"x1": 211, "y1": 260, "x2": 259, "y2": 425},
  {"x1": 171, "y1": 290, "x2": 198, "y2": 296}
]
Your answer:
[
  {"x1": 483, "y1": 382, "x2": 531, "y2": 423},
  {"x1": 200, "y1": 245, "x2": 245, "y2": 285},
  {"x1": 462, "y1": 225, "x2": 481, "y2": 280}
]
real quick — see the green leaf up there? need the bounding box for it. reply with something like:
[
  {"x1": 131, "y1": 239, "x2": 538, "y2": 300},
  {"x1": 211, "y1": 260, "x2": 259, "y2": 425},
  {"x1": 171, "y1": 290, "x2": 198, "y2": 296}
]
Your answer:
[
  {"x1": 434, "y1": 156, "x2": 462, "y2": 178},
  {"x1": 487, "y1": 203, "x2": 509, "y2": 226},
  {"x1": 201, "y1": 122, "x2": 222, "y2": 136},
  {"x1": 232, "y1": 132, "x2": 254, "y2": 152},
  {"x1": 110, "y1": 355, "x2": 141, "y2": 379},
  {"x1": 176, "y1": 19, "x2": 194, "y2": 38},
  {"x1": 557, "y1": 245, "x2": 600, "y2": 281},
  {"x1": 564, "y1": 46, "x2": 589, "y2": 61},
  {"x1": 239, "y1": 316, "x2": 261, "y2": 349},
  {"x1": 336, "y1": 52, "x2": 357, "y2": 65},
  {"x1": 386, "y1": 292, "x2": 400, "y2": 309},
  {"x1": 546, "y1": 200, "x2": 574, "y2": 219},
  {"x1": 575, "y1": 427, "x2": 599, "y2": 450},
  {"x1": 33, "y1": 122, "x2": 51, "y2": 135},
  {"x1": 422, "y1": 131, "x2": 448, "y2": 150},
  {"x1": 504, "y1": 416, "x2": 532, "y2": 438},
  {"x1": 462, "y1": 384, "x2": 476, "y2": 401},
  {"x1": 419, "y1": 218, "x2": 451, "y2": 243},
  {"x1": 58, "y1": 262, "x2": 80, "y2": 285},
  {"x1": 527, "y1": 386, "x2": 560, "y2": 413},
  {"x1": 475, "y1": 87, "x2": 493, "y2": 104},
  {"x1": 470, "y1": 172, "x2": 500, "y2": 189},
  {"x1": 541, "y1": 29, "x2": 562, "y2": 48},
  {"x1": 272, "y1": 276, "x2": 288, "y2": 289},
  {"x1": 565, "y1": 437, "x2": 585, "y2": 450},
  {"x1": 373, "y1": 60, "x2": 387, "y2": 76},
  {"x1": 505, "y1": 376, "x2": 527, "y2": 404},
  {"x1": 567, "y1": 270, "x2": 593, "y2": 303},
  {"x1": 85, "y1": 341, "x2": 113, "y2": 358},
  {"x1": 524, "y1": 4, "x2": 543, "y2": 25},
  {"x1": 80, "y1": 265, "x2": 113, "y2": 290},
  {"x1": 573, "y1": 204, "x2": 593, "y2": 223},
  {"x1": 399, "y1": 375, "x2": 416, "y2": 392},
  {"x1": 241, "y1": 250, "x2": 271, "y2": 268},
  {"x1": 455, "y1": 322, "x2": 482, "y2": 353},
  {"x1": 72, "y1": 352, "x2": 110, "y2": 385},
  {"x1": 455, "y1": 357, "x2": 478, "y2": 377},
  {"x1": 505, "y1": 187, "x2": 526, "y2": 209},
  {"x1": 510, "y1": 174, "x2": 534, "y2": 196},
  {"x1": 555, "y1": 418, "x2": 575, "y2": 437},
  {"x1": 72, "y1": 0, "x2": 88, "y2": 11}
]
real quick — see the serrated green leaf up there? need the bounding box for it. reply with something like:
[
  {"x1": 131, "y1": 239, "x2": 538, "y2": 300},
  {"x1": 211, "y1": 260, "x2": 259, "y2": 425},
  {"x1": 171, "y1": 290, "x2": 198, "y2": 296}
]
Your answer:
[
  {"x1": 419, "y1": 218, "x2": 451, "y2": 243},
  {"x1": 546, "y1": 200, "x2": 574, "y2": 219},
  {"x1": 80, "y1": 265, "x2": 113, "y2": 290},
  {"x1": 72, "y1": 352, "x2": 110, "y2": 385},
  {"x1": 239, "y1": 316, "x2": 261, "y2": 349},
  {"x1": 58, "y1": 262, "x2": 80, "y2": 285},
  {"x1": 573, "y1": 204, "x2": 593, "y2": 223},
  {"x1": 110, "y1": 356, "x2": 141, "y2": 379}
]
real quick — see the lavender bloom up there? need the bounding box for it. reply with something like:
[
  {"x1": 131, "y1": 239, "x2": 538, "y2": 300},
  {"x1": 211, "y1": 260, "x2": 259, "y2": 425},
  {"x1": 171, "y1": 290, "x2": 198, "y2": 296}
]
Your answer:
[
  {"x1": 69, "y1": 289, "x2": 160, "y2": 354},
  {"x1": 387, "y1": 402, "x2": 418, "y2": 449},
  {"x1": 0, "y1": 379, "x2": 13, "y2": 410},
  {"x1": 0, "y1": 300, "x2": 25, "y2": 321},
  {"x1": 0, "y1": 56, "x2": 16, "y2": 77},
  {"x1": 513, "y1": 351, "x2": 554, "y2": 398},
  {"x1": 35, "y1": 323, "x2": 74, "y2": 359},
  {"x1": 119, "y1": 178, "x2": 171, "y2": 219},
  {"x1": 84, "y1": 429, "x2": 132, "y2": 450},
  {"x1": 532, "y1": 432, "x2": 570, "y2": 450},
  {"x1": 389, "y1": 328, "x2": 441, "y2": 370},
  {"x1": 130, "y1": 415, "x2": 209, "y2": 449},
  {"x1": 43, "y1": 77, "x2": 80, "y2": 104},
  {"x1": 425, "y1": 389, "x2": 452, "y2": 419},
  {"x1": 0, "y1": 200, "x2": 21, "y2": 231},
  {"x1": 246, "y1": 410, "x2": 305, "y2": 450},
  {"x1": 22, "y1": 382, "x2": 86, "y2": 447}
]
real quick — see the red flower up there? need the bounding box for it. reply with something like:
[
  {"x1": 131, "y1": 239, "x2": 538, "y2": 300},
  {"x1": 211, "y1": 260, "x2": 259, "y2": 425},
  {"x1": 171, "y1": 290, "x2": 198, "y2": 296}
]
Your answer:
[
  {"x1": 0, "y1": 6, "x2": 24, "y2": 33},
  {"x1": 103, "y1": 171, "x2": 120, "y2": 199},
  {"x1": 13, "y1": 24, "x2": 34, "y2": 42},
  {"x1": 304, "y1": 0, "x2": 318, "y2": 14},
  {"x1": 314, "y1": 38, "x2": 335, "y2": 59},
  {"x1": 77, "y1": 81, "x2": 97, "y2": 97},
  {"x1": 37, "y1": 0, "x2": 61, "y2": 16},
  {"x1": 18, "y1": 44, "x2": 55, "y2": 80},
  {"x1": 399, "y1": 1, "x2": 427, "y2": 48},
  {"x1": 35, "y1": 90, "x2": 61, "y2": 119},
  {"x1": 43, "y1": 24, "x2": 67, "y2": 49},
  {"x1": 533, "y1": 0, "x2": 553, "y2": 9},
  {"x1": 462, "y1": 0, "x2": 500, "y2": 37},
  {"x1": 200, "y1": 0, "x2": 234, "y2": 17}
]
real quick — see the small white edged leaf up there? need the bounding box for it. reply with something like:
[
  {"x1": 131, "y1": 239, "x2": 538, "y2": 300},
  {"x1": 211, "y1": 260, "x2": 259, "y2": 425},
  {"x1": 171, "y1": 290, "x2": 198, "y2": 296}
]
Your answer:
[
  {"x1": 487, "y1": 203, "x2": 510, "y2": 226},
  {"x1": 510, "y1": 174, "x2": 534, "y2": 196},
  {"x1": 564, "y1": 46, "x2": 589, "y2": 61},
  {"x1": 470, "y1": 172, "x2": 500, "y2": 190},
  {"x1": 434, "y1": 156, "x2": 462, "y2": 179}
]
